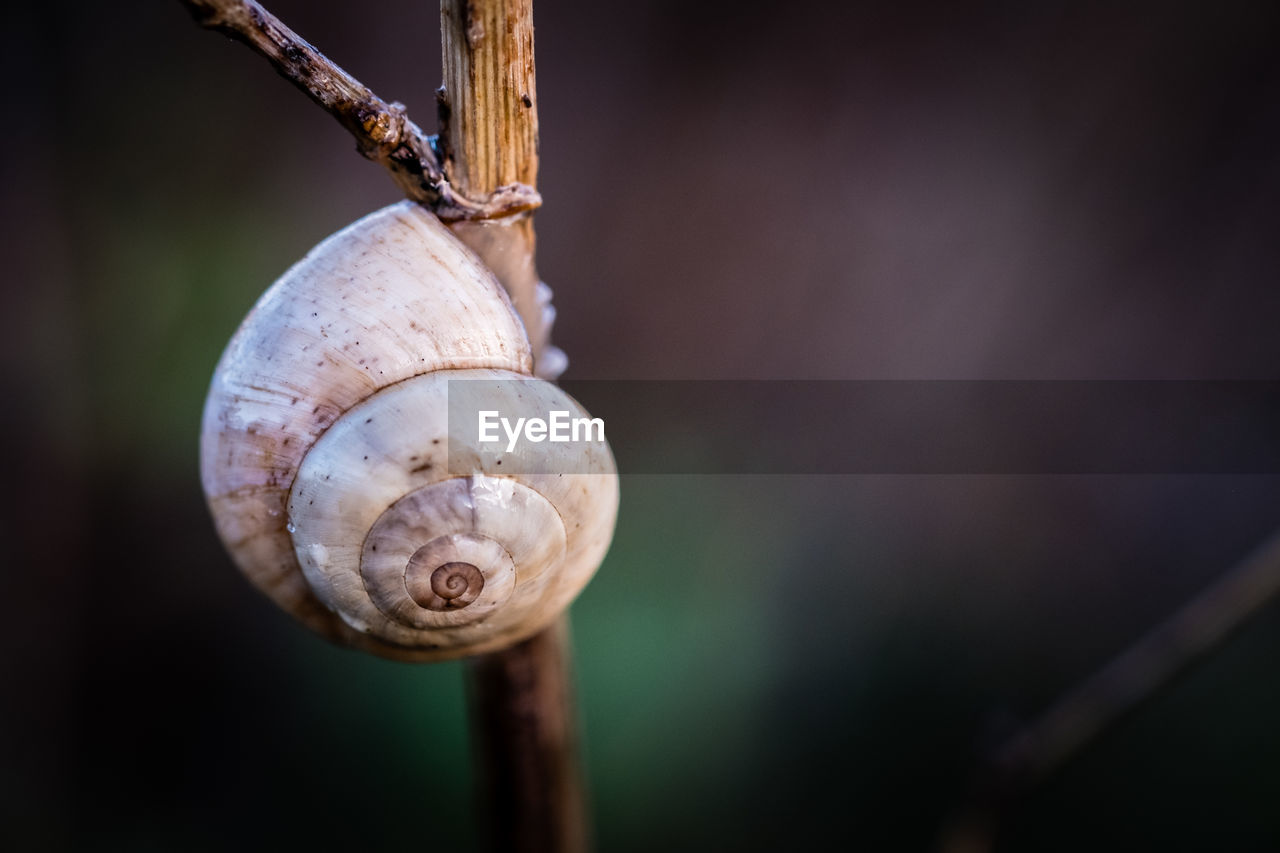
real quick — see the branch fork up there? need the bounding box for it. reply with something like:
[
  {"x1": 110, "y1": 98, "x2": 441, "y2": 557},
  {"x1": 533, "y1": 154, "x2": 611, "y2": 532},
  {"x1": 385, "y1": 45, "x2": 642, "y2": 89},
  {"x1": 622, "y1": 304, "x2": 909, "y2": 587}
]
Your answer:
[{"x1": 180, "y1": 0, "x2": 541, "y2": 221}]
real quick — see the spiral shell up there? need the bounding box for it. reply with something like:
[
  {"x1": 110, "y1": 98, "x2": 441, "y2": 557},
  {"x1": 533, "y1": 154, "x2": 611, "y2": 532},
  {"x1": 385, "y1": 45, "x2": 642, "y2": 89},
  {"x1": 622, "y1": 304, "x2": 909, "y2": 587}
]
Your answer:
[{"x1": 200, "y1": 202, "x2": 618, "y2": 661}]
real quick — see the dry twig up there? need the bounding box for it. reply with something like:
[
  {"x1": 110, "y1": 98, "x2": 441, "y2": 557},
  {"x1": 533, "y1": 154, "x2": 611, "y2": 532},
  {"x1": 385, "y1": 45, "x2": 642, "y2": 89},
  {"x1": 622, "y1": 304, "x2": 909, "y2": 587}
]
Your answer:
[{"x1": 179, "y1": 0, "x2": 541, "y2": 221}]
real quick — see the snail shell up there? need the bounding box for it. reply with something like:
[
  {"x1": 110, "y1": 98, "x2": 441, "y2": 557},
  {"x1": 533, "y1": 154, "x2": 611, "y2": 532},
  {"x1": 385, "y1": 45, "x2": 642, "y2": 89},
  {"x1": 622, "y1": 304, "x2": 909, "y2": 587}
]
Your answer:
[{"x1": 200, "y1": 201, "x2": 618, "y2": 661}]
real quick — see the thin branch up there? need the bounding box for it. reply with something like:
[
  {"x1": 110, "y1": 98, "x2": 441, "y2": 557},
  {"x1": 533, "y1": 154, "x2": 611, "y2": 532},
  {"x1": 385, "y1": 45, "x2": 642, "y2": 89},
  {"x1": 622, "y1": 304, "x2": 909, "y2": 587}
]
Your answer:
[
  {"x1": 940, "y1": 527, "x2": 1280, "y2": 853},
  {"x1": 178, "y1": 0, "x2": 541, "y2": 221},
  {"x1": 436, "y1": 0, "x2": 589, "y2": 847},
  {"x1": 468, "y1": 619, "x2": 589, "y2": 853},
  {"x1": 438, "y1": 0, "x2": 556, "y2": 378}
]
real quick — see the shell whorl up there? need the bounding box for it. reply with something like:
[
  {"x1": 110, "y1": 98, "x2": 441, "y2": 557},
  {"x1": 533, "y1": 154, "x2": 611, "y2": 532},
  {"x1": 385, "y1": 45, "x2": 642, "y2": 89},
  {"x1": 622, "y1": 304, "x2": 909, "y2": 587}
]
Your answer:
[
  {"x1": 416, "y1": 561, "x2": 486, "y2": 611},
  {"x1": 200, "y1": 202, "x2": 618, "y2": 661}
]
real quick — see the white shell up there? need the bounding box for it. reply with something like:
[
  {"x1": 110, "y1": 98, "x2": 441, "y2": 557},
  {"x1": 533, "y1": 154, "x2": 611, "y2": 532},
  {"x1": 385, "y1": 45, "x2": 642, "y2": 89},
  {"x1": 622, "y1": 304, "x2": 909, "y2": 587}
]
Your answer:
[{"x1": 200, "y1": 202, "x2": 618, "y2": 660}]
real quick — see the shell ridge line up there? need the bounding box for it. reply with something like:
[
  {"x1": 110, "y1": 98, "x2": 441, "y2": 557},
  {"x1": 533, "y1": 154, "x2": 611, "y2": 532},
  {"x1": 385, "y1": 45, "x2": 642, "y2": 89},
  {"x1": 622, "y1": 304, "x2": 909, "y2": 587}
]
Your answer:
[
  {"x1": 472, "y1": 473, "x2": 568, "y2": 586},
  {"x1": 353, "y1": 210, "x2": 456, "y2": 285},
  {"x1": 356, "y1": 486, "x2": 425, "y2": 631},
  {"x1": 275, "y1": 362, "x2": 518, "y2": 510},
  {"x1": 393, "y1": 202, "x2": 528, "y2": 330}
]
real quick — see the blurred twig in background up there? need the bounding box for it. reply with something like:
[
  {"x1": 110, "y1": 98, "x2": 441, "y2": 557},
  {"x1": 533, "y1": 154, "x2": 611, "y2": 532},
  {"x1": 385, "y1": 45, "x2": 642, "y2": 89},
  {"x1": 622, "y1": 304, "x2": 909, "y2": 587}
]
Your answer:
[{"x1": 941, "y1": 528, "x2": 1280, "y2": 853}]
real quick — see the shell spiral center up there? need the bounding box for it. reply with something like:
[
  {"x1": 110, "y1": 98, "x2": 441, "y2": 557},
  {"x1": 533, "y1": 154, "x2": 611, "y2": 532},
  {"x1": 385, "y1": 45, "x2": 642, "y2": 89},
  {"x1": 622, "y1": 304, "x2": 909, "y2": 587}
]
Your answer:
[{"x1": 411, "y1": 557, "x2": 484, "y2": 610}]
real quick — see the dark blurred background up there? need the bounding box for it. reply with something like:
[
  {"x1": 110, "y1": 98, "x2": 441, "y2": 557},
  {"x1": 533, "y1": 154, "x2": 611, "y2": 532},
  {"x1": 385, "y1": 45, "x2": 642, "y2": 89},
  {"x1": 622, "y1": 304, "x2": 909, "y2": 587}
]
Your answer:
[{"x1": 4, "y1": 0, "x2": 1280, "y2": 850}]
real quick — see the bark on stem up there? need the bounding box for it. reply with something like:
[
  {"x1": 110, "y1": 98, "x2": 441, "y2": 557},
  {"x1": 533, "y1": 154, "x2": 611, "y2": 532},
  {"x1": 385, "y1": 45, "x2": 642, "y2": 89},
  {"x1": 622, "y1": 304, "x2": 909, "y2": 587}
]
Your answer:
[
  {"x1": 438, "y1": 2, "x2": 587, "y2": 851},
  {"x1": 439, "y1": 0, "x2": 552, "y2": 377},
  {"x1": 438, "y1": 0, "x2": 539, "y2": 197}
]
